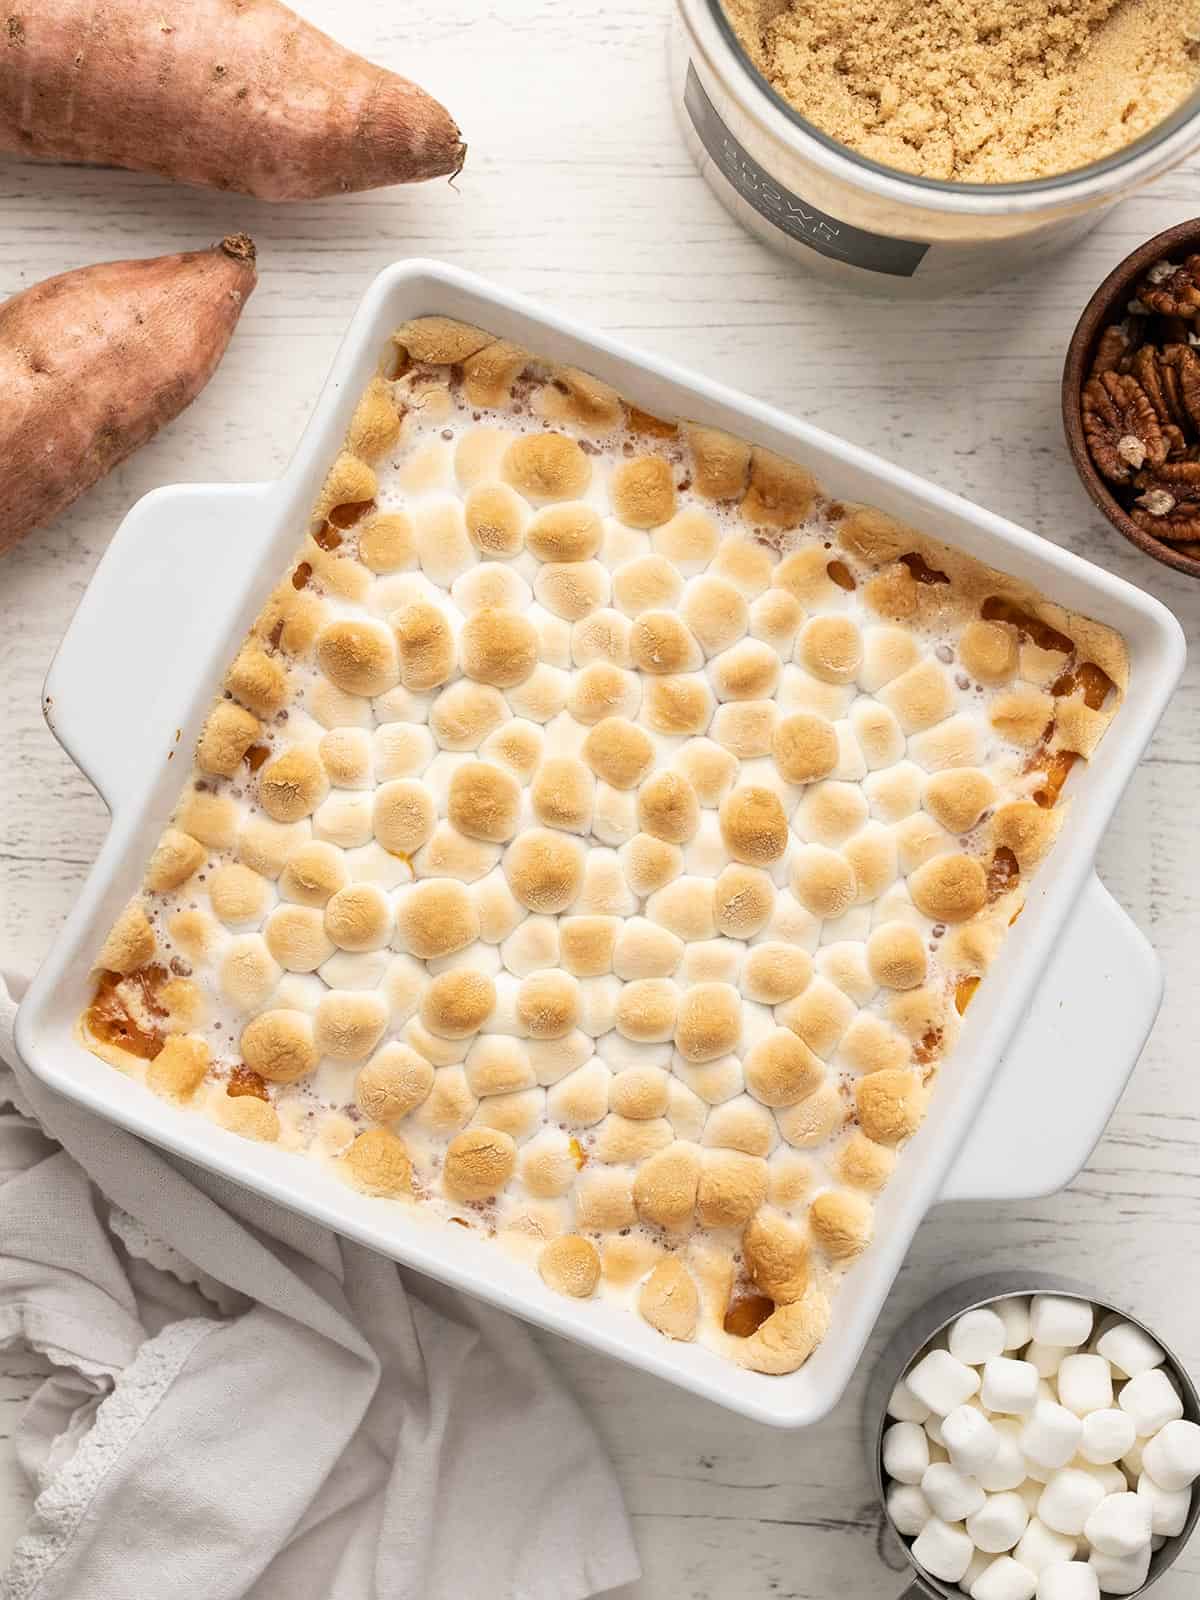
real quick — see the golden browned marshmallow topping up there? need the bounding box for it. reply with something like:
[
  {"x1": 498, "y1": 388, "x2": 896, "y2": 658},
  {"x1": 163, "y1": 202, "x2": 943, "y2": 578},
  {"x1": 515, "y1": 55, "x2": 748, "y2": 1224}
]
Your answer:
[{"x1": 82, "y1": 316, "x2": 1125, "y2": 1382}]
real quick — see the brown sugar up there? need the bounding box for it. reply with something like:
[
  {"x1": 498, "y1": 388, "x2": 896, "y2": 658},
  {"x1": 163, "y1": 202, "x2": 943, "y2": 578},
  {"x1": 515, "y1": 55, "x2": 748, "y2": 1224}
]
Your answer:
[{"x1": 723, "y1": 0, "x2": 1200, "y2": 182}]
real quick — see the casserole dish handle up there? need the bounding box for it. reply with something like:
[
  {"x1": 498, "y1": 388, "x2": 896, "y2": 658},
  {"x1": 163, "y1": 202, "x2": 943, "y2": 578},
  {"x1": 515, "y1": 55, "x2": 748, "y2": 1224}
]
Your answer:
[
  {"x1": 42, "y1": 482, "x2": 275, "y2": 814},
  {"x1": 939, "y1": 875, "x2": 1161, "y2": 1204}
]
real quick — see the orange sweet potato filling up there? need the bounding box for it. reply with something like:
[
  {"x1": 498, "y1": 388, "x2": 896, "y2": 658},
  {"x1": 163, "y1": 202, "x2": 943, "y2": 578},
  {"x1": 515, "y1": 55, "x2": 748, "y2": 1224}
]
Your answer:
[
  {"x1": 227, "y1": 1065, "x2": 269, "y2": 1100},
  {"x1": 723, "y1": 1294, "x2": 775, "y2": 1338},
  {"x1": 85, "y1": 966, "x2": 169, "y2": 1060}
]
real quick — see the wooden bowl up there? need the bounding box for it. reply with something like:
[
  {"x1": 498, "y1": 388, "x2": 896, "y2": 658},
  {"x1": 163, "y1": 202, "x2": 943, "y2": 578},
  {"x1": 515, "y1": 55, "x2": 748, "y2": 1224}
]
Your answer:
[{"x1": 1062, "y1": 218, "x2": 1200, "y2": 581}]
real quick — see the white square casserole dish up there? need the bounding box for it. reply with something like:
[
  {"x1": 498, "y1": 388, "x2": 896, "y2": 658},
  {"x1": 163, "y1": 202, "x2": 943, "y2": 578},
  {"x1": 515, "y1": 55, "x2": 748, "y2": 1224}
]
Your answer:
[{"x1": 16, "y1": 261, "x2": 1186, "y2": 1426}]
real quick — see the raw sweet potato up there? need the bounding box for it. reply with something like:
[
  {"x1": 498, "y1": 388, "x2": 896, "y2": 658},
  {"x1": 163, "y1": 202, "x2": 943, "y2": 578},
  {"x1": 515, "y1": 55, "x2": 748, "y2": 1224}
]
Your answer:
[
  {"x1": 0, "y1": 1, "x2": 465, "y2": 199},
  {"x1": 1, "y1": 235, "x2": 257, "y2": 557}
]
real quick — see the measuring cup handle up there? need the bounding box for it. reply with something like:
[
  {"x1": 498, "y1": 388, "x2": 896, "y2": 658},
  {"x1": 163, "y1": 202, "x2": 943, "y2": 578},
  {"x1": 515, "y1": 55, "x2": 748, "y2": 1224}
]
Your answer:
[{"x1": 894, "y1": 1583, "x2": 933, "y2": 1598}]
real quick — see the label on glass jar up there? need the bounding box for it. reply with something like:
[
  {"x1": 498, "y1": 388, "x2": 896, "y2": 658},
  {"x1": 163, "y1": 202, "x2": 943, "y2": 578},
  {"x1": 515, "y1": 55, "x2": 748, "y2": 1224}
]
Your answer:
[{"x1": 685, "y1": 64, "x2": 929, "y2": 278}]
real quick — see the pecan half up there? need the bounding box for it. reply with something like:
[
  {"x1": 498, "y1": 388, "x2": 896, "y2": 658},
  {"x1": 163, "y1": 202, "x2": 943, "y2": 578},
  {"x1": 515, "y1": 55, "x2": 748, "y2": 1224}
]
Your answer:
[
  {"x1": 1081, "y1": 372, "x2": 1167, "y2": 483},
  {"x1": 1161, "y1": 343, "x2": 1200, "y2": 432},
  {"x1": 1131, "y1": 346, "x2": 1191, "y2": 435},
  {"x1": 1137, "y1": 256, "x2": 1200, "y2": 317},
  {"x1": 1131, "y1": 460, "x2": 1200, "y2": 540},
  {"x1": 1090, "y1": 323, "x2": 1132, "y2": 379}
]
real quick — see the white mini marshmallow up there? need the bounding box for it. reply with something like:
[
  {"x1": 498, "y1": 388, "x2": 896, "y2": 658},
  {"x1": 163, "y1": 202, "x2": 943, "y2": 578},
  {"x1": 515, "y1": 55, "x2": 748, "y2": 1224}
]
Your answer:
[
  {"x1": 963, "y1": 1551, "x2": 994, "y2": 1594},
  {"x1": 1084, "y1": 1490, "x2": 1153, "y2": 1558},
  {"x1": 1141, "y1": 1418, "x2": 1200, "y2": 1492},
  {"x1": 1096, "y1": 1322, "x2": 1165, "y2": 1381},
  {"x1": 950, "y1": 1307, "x2": 1009, "y2": 1366},
  {"x1": 912, "y1": 1517, "x2": 976, "y2": 1584},
  {"x1": 1057, "y1": 1355, "x2": 1113, "y2": 1418},
  {"x1": 980, "y1": 1420, "x2": 1034, "y2": 1493},
  {"x1": 888, "y1": 1379, "x2": 932, "y2": 1424},
  {"x1": 996, "y1": 1298, "x2": 1033, "y2": 1352},
  {"x1": 1090, "y1": 1461, "x2": 1128, "y2": 1497},
  {"x1": 1119, "y1": 1369, "x2": 1183, "y2": 1438},
  {"x1": 1027, "y1": 1343, "x2": 1068, "y2": 1379},
  {"x1": 926, "y1": 1411, "x2": 947, "y2": 1447},
  {"x1": 968, "y1": 1492, "x2": 1030, "y2": 1553},
  {"x1": 1137, "y1": 1470, "x2": 1191, "y2": 1538},
  {"x1": 923, "y1": 1461, "x2": 987, "y2": 1523},
  {"x1": 907, "y1": 1348, "x2": 982, "y2": 1416},
  {"x1": 915, "y1": 1516, "x2": 979, "y2": 1580},
  {"x1": 886, "y1": 1482, "x2": 932, "y2": 1537},
  {"x1": 1021, "y1": 1400, "x2": 1084, "y2": 1473},
  {"x1": 970, "y1": 1555, "x2": 1038, "y2": 1600},
  {"x1": 883, "y1": 1421, "x2": 931, "y2": 1485},
  {"x1": 1038, "y1": 1468, "x2": 1108, "y2": 1537},
  {"x1": 983, "y1": 1357, "x2": 1041, "y2": 1416},
  {"x1": 944, "y1": 1405, "x2": 1003, "y2": 1476},
  {"x1": 1037, "y1": 1561, "x2": 1100, "y2": 1600},
  {"x1": 1079, "y1": 1409, "x2": 1137, "y2": 1466},
  {"x1": 1087, "y1": 1542, "x2": 1151, "y2": 1596},
  {"x1": 1122, "y1": 1439, "x2": 1146, "y2": 1480},
  {"x1": 1014, "y1": 1518, "x2": 1077, "y2": 1575},
  {"x1": 1030, "y1": 1296, "x2": 1094, "y2": 1351},
  {"x1": 1018, "y1": 1480, "x2": 1044, "y2": 1516}
]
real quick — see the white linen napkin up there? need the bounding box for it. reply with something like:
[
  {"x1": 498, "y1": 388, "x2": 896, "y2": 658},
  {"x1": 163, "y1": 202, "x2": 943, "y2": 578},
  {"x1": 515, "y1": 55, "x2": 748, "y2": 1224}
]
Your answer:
[{"x1": 0, "y1": 972, "x2": 639, "y2": 1600}]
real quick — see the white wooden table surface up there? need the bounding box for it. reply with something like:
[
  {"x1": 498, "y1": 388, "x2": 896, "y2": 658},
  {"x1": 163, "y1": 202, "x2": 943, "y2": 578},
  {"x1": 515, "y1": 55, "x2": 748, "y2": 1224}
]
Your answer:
[{"x1": 2, "y1": 3, "x2": 1199, "y2": 1594}]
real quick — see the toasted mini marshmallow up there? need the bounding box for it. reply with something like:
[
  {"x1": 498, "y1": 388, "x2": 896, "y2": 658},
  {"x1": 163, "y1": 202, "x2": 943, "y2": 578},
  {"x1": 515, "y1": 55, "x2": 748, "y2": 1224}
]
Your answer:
[
  {"x1": 711, "y1": 701, "x2": 777, "y2": 761},
  {"x1": 719, "y1": 785, "x2": 789, "y2": 865},
  {"x1": 526, "y1": 502, "x2": 603, "y2": 564},
  {"x1": 909, "y1": 714, "x2": 985, "y2": 772},
  {"x1": 909, "y1": 852, "x2": 988, "y2": 923},
  {"x1": 611, "y1": 454, "x2": 677, "y2": 529},
  {"x1": 546, "y1": 1059, "x2": 611, "y2": 1126},
  {"x1": 645, "y1": 876, "x2": 716, "y2": 942},
  {"x1": 809, "y1": 1188, "x2": 873, "y2": 1261},
  {"x1": 793, "y1": 781, "x2": 869, "y2": 848},
  {"x1": 775, "y1": 1082, "x2": 846, "y2": 1148},
  {"x1": 615, "y1": 978, "x2": 679, "y2": 1043},
  {"x1": 459, "y1": 608, "x2": 539, "y2": 689},
  {"x1": 642, "y1": 674, "x2": 715, "y2": 737},
  {"x1": 960, "y1": 619, "x2": 1018, "y2": 685},
  {"x1": 855, "y1": 1068, "x2": 924, "y2": 1145},
  {"x1": 773, "y1": 712, "x2": 838, "y2": 786},
  {"x1": 443, "y1": 1127, "x2": 518, "y2": 1201},
  {"x1": 452, "y1": 560, "x2": 531, "y2": 616},
  {"x1": 777, "y1": 976, "x2": 856, "y2": 1059},
  {"x1": 565, "y1": 854, "x2": 630, "y2": 923},
  {"x1": 991, "y1": 688, "x2": 1055, "y2": 747},
  {"x1": 709, "y1": 539, "x2": 775, "y2": 599},
  {"x1": 571, "y1": 608, "x2": 632, "y2": 668},
  {"x1": 613, "y1": 917, "x2": 685, "y2": 980},
  {"x1": 797, "y1": 616, "x2": 862, "y2": 685},
  {"x1": 479, "y1": 719, "x2": 544, "y2": 784},
  {"x1": 652, "y1": 507, "x2": 720, "y2": 573},
  {"x1": 567, "y1": 662, "x2": 641, "y2": 725},
  {"x1": 674, "y1": 982, "x2": 742, "y2": 1062},
  {"x1": 430, "y1": 681, "x2": 508, "y2": 751},
  {"x1": 504, "y1": 829, "x2": 585, "y2": 913},
  {"x1": 630, "y1": 611, "x2": 703, "y2": 677},
  {"x1": 744, "y1": 1028, "x2": 823, "y2": 1107},
  {"x1": 393, "y1": 879, "x2": 479, "y2": 959},
  {"x1": 673, "y1": 738, "x2": 737, "y2": 808},
  {"x1": 531, "y1": 756, "x2": 595, "y2": 835},
  {"x1": 612, "y1": 553, "x2": 684, "y2": 618},
  {"x1": 241, "y1": 1008, "x2": 318, "y2": 1083},
  {"x1": 925, "y1": 768, "x2": 998, "y2": 834},
  {"x1": 533, "y1": 560, "x2": 610, "y2": 621},
  {"x1": 392, "y1": 599, "x2": 457, "y2": 692},
  {"x1": 712, "y1": 639, "x2": 781, "y2": 704},
  {"x1": 582, "y1": 717, "x2": 654, "y2": 790},
  {"x1": 682, "y1": 575, "x2": 749, "y2": 657},
  {"x1": 219, "y1": 935, "x2": 281, "y2": 1013},
  {"x1": 741, "y1": 942, "x2": 812, "y2": 1005}
]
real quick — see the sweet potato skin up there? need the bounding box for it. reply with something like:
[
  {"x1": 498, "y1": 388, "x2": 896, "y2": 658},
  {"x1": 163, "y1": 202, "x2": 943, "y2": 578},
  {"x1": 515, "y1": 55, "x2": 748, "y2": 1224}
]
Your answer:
[
  {"x1": 1, "y1": 236, "x2": 257, "y2": 556},
  {"x1": 0, "y1": 0, "x2": 465, "y2": 199}
]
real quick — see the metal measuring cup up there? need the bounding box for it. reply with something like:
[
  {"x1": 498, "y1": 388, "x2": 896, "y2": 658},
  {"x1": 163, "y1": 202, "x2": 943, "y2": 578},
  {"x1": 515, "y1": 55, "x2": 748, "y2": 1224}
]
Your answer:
[{"x1": 864, "y1": 1273, "x2": 1200, "y2": 1598}]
